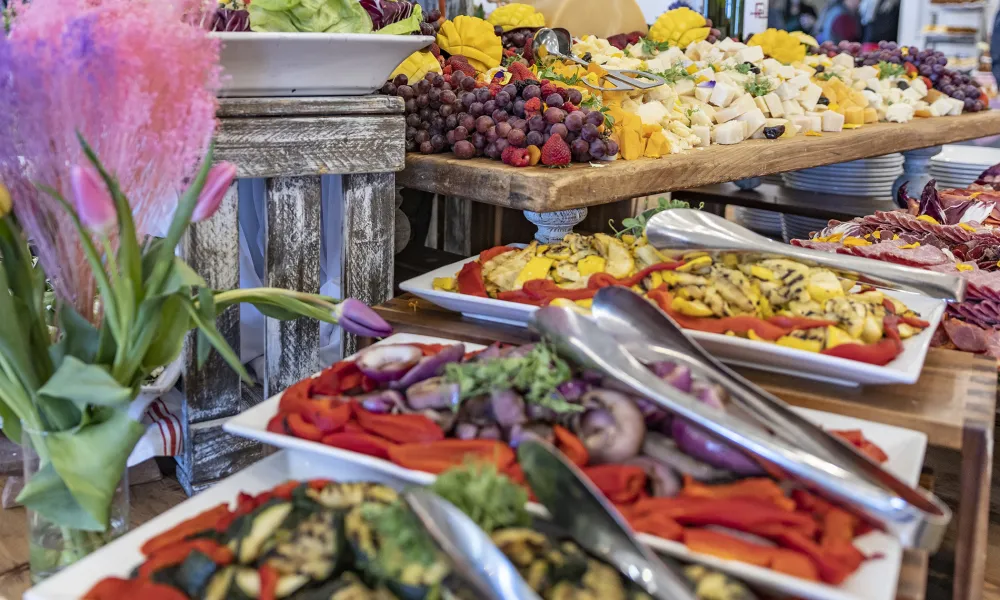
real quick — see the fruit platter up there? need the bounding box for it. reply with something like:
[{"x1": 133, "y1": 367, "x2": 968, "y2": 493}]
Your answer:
[
  {"x1": 206, "y1": 0, "x2": 436, "y2": 96},
  {"x1": 380, "y1": 3, "x2": 991, "y2": 166},
  {"x1": 223, "y1": 332, "x2": 931, "y2": 600},
  {"x1": 792, "y1": 161, "x2": 1000, "y2": 358},
  {"x1": 400, "y1": 232, "x2": 947, "y2": 384},
  {"x1": 34, "y1": 449, "x2": 774, "y2": 600}
]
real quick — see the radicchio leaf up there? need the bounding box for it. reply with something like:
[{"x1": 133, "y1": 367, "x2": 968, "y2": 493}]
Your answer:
[
  {"x1": 896, "y1": 182, "x2": 916, "y2": 212},
  {"x1": 975, "y1": 162, "x2": 1000, "y2": 188},
  {"x1": 918, "y1": 180, "x2": 947, "y2": 224},
  {"x1": 211, "y1": 8, "x2": 250, "y2": 32},
  {"x1": 360, "y1": 0, "x2": 416, "y2": 31}
]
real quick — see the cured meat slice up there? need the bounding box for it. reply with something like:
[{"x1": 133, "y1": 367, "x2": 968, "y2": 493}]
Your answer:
[
  {"x1": 941, "y1": 317, "x2": 989, "y2": 353},
  {"x1": 964, "y1": 270, "x2": 1000, "y2": 301},
  {"x1": 836, "y1": 242, "x2": 951, "y2": 268}
]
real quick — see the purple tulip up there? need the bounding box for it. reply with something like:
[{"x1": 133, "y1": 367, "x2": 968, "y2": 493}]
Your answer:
[
  {"x1": 70, "y1": 165, "x2": 116, "y2": 233},
  {"x1": 191, "y1": 162, "x2": 237, "y2": 223},
  {"x1": 335, "y1": 298, "x2": 392, "y2": 338}
]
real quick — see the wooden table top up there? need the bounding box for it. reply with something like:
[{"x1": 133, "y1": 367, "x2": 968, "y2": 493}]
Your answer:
[
  {"x1": 376, "y1": 294, "x2": 997, "y2": 451},
  {"x1": 677, "y1": 183, "x2": 899, "y2": 221},
  {"x1": 397, "y1": 112, "x2": 1000, "y2": 213}
]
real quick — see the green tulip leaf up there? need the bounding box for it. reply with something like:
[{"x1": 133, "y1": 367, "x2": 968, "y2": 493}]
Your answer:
[
  {"x1": 38, "y1": 356, "x2": 132, "y2": 409},
  {"x1": 184, "y1": 299, "x2": 252, "y2": 384},
  {"x1": 155, "y1": 257, "x2": 207, "y2": 299},
  {"x1": 50, "y1": 304, "x2": 101, "y2": 365},
  {"x1": 17, "y1": 462, "x2": 103, "y2": 531}
]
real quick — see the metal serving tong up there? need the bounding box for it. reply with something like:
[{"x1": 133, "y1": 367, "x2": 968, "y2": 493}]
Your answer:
[
  {"x1": 533, "y1": 28, "x2": 665, "y2": 92},
  {"x1": 645, "y1": 209, "x2": 966, "y2": 302},
  {"x1": 517, "y1": 439, "x2": 698, "y2": 600},
  {"x1": 531, "y1": 302, "x2": 952, "y2": 551},
  {"x1": 404, "y1": 489, "x2": 542, "y2": 600}
]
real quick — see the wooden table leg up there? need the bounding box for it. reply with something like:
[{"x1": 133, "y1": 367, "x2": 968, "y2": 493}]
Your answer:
[
  {"x1": 342, "y1": 173, "x2": 396, "y2": 357},
  {"x1": 264, "y1": 176, "x2": 322, "y2": 398},
  {"x1": 953, "y1": 418, "x2": 993, "y2": 600}
]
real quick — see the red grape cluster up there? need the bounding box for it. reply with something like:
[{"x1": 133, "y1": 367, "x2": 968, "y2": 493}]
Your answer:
[
  {"x1": 811, "y1": 40, "x2": 984, "y2": 112},
  {"x1": 418, "y1": 7, "x2": 442, "y2": 37},
  {"x1": 382, "y1": 71, "x2": 461, "y2": 154}
]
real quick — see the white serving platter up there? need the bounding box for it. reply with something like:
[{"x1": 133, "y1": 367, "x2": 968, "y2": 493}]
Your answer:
[
  {"x1": 221, "y1": 333, "x2": 928, "y2": 600},
  {"x1": 213, "y1": 32, "x2": 434, "y2": 97},
  {"x1": 399, "y1": 255, "x2": 948, "y2": 385}
]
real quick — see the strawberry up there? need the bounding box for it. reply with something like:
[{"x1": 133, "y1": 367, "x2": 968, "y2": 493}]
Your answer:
[
  {"x1": 501, "y1": 145, "x2": 531, "y2": 167},
  {"x1": 443, "y1": 65, "x2": 453, "y2": 75},
  {"x1": 540, "y1": 133, "x2": 571, "y2": 166},
  {"x1": 524, "y1": 97, "x2": 542, "y2": 115},
  {"x1": 446, "y1": 56, "x2": 477, "y2": 79},
  {"x1": 507, "y1": 61, "x2": 534, "y2": 82}
]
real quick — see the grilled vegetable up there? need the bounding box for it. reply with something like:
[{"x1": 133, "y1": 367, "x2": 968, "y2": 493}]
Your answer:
[{"x1": 236, "y1": 502, "x2": 293, "y2": 564}]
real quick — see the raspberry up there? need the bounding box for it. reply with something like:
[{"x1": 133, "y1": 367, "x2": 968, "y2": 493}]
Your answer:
[
  {"x1": 523, "y1": 97, "x2": 542, "y2": 115},
  {"x1": 540, "y1": 82, "x2": 557, "y2": 98},
  {"x1": 489, "y1": 81, "x2": 502, "y2": 97},
  {"x1": 563, "y1": 102, "x2": 579, "y2": 112},
  {"x1": 501, "y1": 145, "x2": 531, "y2": 167},
  {"x1": 504, "y1": 47, "x2": 517, "y2": 57},
  {"x1": 507, "y1": 61, "x2": 534, "y2": 82},
  {"x1": 540, "y1": 133, "x2": 571, "y2": 166}
]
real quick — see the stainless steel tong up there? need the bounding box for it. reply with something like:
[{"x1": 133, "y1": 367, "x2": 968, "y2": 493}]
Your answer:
[
  {"x1": 531, "y1": 299, "x2": 952, "y2": 551},
  {"x1": 533, "y1": 28, "x2": 665, "y2": 92},
  {"x1": 645, "y1": 209, "x2": 966, "y2": 302}
]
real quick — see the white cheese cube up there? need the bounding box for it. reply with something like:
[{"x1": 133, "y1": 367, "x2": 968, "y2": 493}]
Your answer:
[
  {"x1": 689, "y1": 109, "x2": 713, "y2": 127},
  {"x1": 694, "y1": 86, "x2": 713, "y2": 103},
  {"x1": 930, "y1": 97, "x2": 953, "y2": 117},
  {"x1": 692, "y1": 125, "x2": 711, "y2": 147},
  {"x1": 821, "y1": 110, "x2": 845, "y2": 132},
  {"x1": 798, "y1": 83, "x2": 823, "y2": 111},
  {"x1": 714, "y1": 93, "x2": 756, "y2": 123},
  {"x1": 852, "y1": 79, "x2": 867, "y2": 91},
  {"x1": 865, "y1": 78, "x2": 884, "y2": 93},
  {"x1": 910, "y1": 78, "x2": 928, "y2": 96},
  {"x1": 763, "y1": 92, "x2": 784, "y2": 117},
  {"x1": 862, "y1": 90, "x2": 883, "y2": 109},
  {"x1": 761, "y1": 58, "x2": 783, "y2": 76},
  {"x1": 774, "y1": 83, "x2": 797, "y2": 101},
  {"x1": 902, "y1": 87, "x2": 924, "y2": 103},
  {"x1": 886, "y1": 88, "x2": 903, "y2": 103},
  {"x1": 832, "y1": 53, "x2": 855, "y2": 68},
  {"x1": 782, "y1": 99, "x2": 804, "y2": 116},
  {"x1": 736, "y1": 45, "x2": 765, "y2": 64},
  {"x1": 754, "y1": 96, "x2": 770, "y2": 115},
  {"x1": 712, "y1": 120, "x2": 745, "y2": 144},
  {"x1": 791, "y1": 115, "x2": 815, "y2": 133},
  {"x1": 714, "y1": 71, "x2": 736, "y2": 86},
  {"x1": 673, "y1": 79, "x2": 696, "y2": 96},
  {"x1": 693, "y1": 68, "x2": 715, "y2": 82},
  {"x1": 717, "y1": 37, "x2": 740, "y2": 53},
  {"x1": 852, "y1": 66, "x2": 878, "y2": 81},
  {"x1": 777, "y1": 65, "x2": 797, "y2": 80},
  {"x1": 736, "y1": 108, "x2": 767, "y2": 137},
  {"x1": 787, "y1": 74, "x2": 811, "y2": 90},
  {"x1": 886, "y1": 103, "x2": 914, "y2": 123},
  {"x1": 806, "y1": 114, "x2": 823, "y2": 132},
  {"x1": 710, "y1": 81, "x2": 740, "y2": 107},
  {"x1": 948, "y1": 97, "x2": 964, "y2": 116}
]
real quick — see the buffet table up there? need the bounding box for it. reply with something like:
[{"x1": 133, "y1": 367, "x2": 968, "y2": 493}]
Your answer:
[
  {"x1": 174, "y1": 96, "x2": 405, "y2": 494},
  {"x1": 369, "y1": 294, "x2": 998, "y2": 600},
  {"x1": 398, "y1": 112, "x2": 1000, "y2": 242}
]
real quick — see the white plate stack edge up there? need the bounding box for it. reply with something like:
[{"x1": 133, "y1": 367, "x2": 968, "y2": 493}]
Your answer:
[{"x1": 930, "y1": 145, "x2": 1000, "y2": 190}]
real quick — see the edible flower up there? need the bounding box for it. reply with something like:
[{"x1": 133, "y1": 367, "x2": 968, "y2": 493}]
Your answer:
[
  {"x1": 70, "y1": 164, "x2": 116, "y2": 234},
  {"x1": 191, "y1": 162, "x2": 237, "y2": 223}
]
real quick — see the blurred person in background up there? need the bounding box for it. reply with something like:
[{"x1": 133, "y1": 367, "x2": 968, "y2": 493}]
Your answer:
[
  {"x1": 814, "y1": 0, "x2": 863, "y2": 44},
  {"x1": 783, "y1": 0, "x2": 817, "y2": 33},
  {"x1": 992, "y1": 6, "x2": 1000, "y2": 86},
  {"x1": 860, "y1": 0, "x2": 899, "y2": 44}
]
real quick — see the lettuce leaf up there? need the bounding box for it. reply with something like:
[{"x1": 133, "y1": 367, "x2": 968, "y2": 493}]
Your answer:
[
  {"x1": 376, "y1": 2, "x2": 422, "y2": 35},
  {"x1": 249, "y1": 0, "x2": 374, "y2": 33}
]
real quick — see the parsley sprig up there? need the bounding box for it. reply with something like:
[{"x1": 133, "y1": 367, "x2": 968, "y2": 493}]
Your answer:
[
  {"x1": 654, "y1": 64, "x2": 695, "y2": 86},
  {"x1": 732, "y1": 62, "x2": 754, "y2": 75},
  {"x1": 877, "y1": 61, "x2": 906, "y2": 80},
  {"x1": 744, "y1": 74, "x2": 774, "y2": 97},
  {"x1": 536, "y1": 65, "x2": 581, "y2": 87},
  {"x1": 641, "y1": 37, "x2": 671, "y2": 56},
  {"x1": 610, "y1": 197, "x2": 705, "y2": 238}
]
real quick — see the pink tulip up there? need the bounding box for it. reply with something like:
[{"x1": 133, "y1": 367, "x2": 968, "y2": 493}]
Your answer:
[
  {"x1": 191, "y1": 162, "x2": 237, "y2": 223},
  {"x1": 70, "y1": 165, "x2": 116, "y2": 234},
  {"x1": 335, "y1": 299, "x2": 393, "y2": 338}
]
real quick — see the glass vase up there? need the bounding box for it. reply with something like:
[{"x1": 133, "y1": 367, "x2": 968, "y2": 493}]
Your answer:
[{"x1": 22, "y1": 429, "x2": 129, "y2": 583}]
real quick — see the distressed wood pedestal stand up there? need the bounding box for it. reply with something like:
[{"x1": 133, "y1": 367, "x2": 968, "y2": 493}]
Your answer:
[{"x1": 175, "y1": 96, "x2": 405, "y2": 494}]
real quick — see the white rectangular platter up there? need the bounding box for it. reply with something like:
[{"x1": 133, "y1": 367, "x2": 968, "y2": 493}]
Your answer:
[
  {"x1": 399, "y1": 256, "x2": 948, "y2": 386},
  {"x1": 222, "y1": 333, "x2": 929, "y2": 600},
  {"x1": 213, "y1": 32, "x2": 434, "y2": 97}
]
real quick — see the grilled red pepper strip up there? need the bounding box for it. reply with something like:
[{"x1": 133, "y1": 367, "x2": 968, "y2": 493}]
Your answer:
[
  {"x1": 629, "y1": 497, "x2": 818, "y2": 538},
  {"x1": 456, "y1": 261, "x2": 488, "y2": 297},
  {"x1": 680, "y1": 476, "x2": 795, "y2": 511},
  {"x1": 627, "y1": 512, "x2": 683, "y2": 541},
  {"x1": 321, "y1": 432, "x2": 396, "y2": 460},
  {"x1": 588, "y1": 261, "x2": 686, "y2": 289},
  {"x1": 277, "y1": 379, "x2": 314, "y2": 415},
  {"x1": 355, "y1": 409, "x2": 445, "y2": 444},
  {"x1": 286, "y1": 412, "x2": 324, "y2": 442},
  {"x1": 85, "y1": 577, "x2": 189, "y2": 600},
  {"x1": 750, "y1": 525, "x2": 862, "y2": 585},
  {"x1": 138, "y1": 539, "x2": 234, "y2": 579},
  {"x1": 583, "y1": 465, "x2": 647, "y2": 505},
  {"x1": 552, "y1": 425, "x2": 589, "y2": 467},
  {"x1": 300, "y1": 400, "x2": 352, "y2": 435},
  {"x1": 266, "y1": 414, "x2": 290, "y2": 436},
  {"x1": 682, "y1": 528, "x2": 772, "y2": 567},
  {"x1": 388, "y1": 439, "x2": 516, "y2": 474},
  {"x1": 310, "y1": 360, "x2": 362, "y2": 397},
  {"x1": 820, "y1": 338, "x2": 900, "y2": 366},
  {"x1": 259, "y1": 564, "x2": 280, "y2": 600},
  {"x1": 480, "y1": 245, "x2": 517, "y2": 264},
  {"x1": 140, "y1": 503, "x2": 231, "y2": 555}
]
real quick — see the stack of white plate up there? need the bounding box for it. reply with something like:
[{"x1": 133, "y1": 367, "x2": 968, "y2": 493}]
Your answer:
[
  {"x1": 930, "y1": 145, "x2": 1000, "y2": 189},
  {"x1": 781, "y1": 214, "x2": 830, "y2": 243},
  {"x1": 733, "y1": 206, "x2": 783, "y2": 236},
  {"x1": 781, "y1": 154, "x2": 905, "y2": 201}
]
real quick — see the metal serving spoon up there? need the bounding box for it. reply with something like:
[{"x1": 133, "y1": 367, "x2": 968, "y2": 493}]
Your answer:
[
  {"x1": 644, "y1": 209, "x2": 966, "y2": 302},
  {"x1": 517, "y1": 438, "x2": 698, "y2": 600},
  {"x1": 533, "y1": 28, "x2": 665, "y2": 92},
  {"x1": 403, "y1": 488, "x2": 542, "y2": 600},
  {"x1": 531, "y1": 304, "x2": 950, "y2": 551},
  {"x1": 591, "y1": 286, "x2": 951, "y2": 528}
]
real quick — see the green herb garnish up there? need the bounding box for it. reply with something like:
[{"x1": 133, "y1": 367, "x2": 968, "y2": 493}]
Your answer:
[
  {"x1": 362, "y1": 502, "x2": 440, "y2": 574},
  {"x1": 743, "y1": 74, "x2": 774, "y2": 97},
  {"x1": 732, "y1": 62, "x2": 754, "y2": 75},
  {"x1": 641, "y1": 37, "x2": 671, "y2": 56},
  {"x1": 877, "y1": 61, "x2": 906, "y2": 80},
  {"x1": 536, "y1": 65, "x2": 582, "y2": 87},
  {"x1": 580, "y1": 95, "x2": 615, "y2": 129},
  {"x1": 610, "y1": 196, "x2": 705, "y2": 238},
  {"x1": 432, "y1": 462, "x2": 531, "y2": 533},
  {"x1": 444, "y1": 342, "x2": 579, "y2": 413},
  {"x1": 654, "y1": 64, "x2": 695, "y2": 86},
  {"x1": 816, "y1": 71, "x2": 843, "y2": 82}
]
